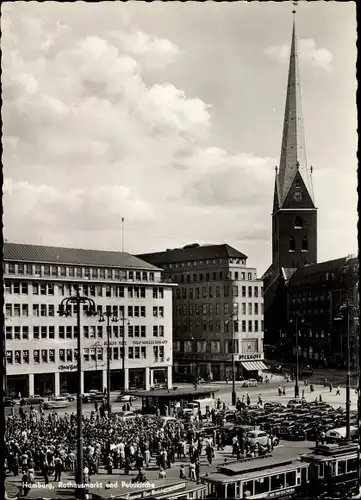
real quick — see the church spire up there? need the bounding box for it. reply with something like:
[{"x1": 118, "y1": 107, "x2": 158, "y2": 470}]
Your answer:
[{"x1": 276, "y1": 18, "x2": 315, "y2": 208}]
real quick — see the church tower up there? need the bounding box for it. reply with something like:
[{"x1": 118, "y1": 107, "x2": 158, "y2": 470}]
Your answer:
[{"x1": 272, "y1": 20, "x2": 317, "y2": 273}]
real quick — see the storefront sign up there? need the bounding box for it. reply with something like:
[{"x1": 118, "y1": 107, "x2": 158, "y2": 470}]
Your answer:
[
  {"x1": 132, "y1": 340, "x2": 168, "y2": 346},
  {"x1": 58, "y1": 364, "x2": 77, "y2": 371},
  {"x1": 103, "y1": 340, "x2": 126, "y2": 346},
  {"x1": 238, "y1": 354, "x2": 263, "y2": 361}
]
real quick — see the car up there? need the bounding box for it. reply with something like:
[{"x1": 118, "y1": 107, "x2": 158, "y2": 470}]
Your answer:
[
  {"x1": 216, "y1": 410, "x2": 236, "y2": 423},
  {"x1": 287, "y1": 399, "x2": 304, "y2": 409},
  {"x1": 117, "y1": 411, "x2": 137, "y2": 421},
  {"x1": 299, "y1": 365, "x2": 313, "y2": 377},
  {"x1": 246, "y1": 430, "x2": 279, "y2": 447},
  {"x1": 43, "y1": 397, "x2": 69, "y2": 409},
  {"x1": 241, "y1": 379, "x2": 258, "y2": 388},
  {"x1": 116, "y1": 394, "x2": 136, "y2": 403},
  {"x1": 60, "y1": 393, "x2": 76, "y2": 402},
  {"x1": 4, "y1": 397, "x2": 16, "y2": 407},
  {"x1": 21, "y1": 395, "x2": 44, "y2": 405},
  {"x1": 264, "y1": 402, "x2": 284, "y2": 411}
]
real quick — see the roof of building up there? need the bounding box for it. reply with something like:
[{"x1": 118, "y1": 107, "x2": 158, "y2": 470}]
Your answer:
[
  {"x1": 4, "y1": 242, "x2": 159, "y2": 270},
  {"x1": 137, "y1": 244, "x2": 248, "y2": 266},
  {"x1": 289, "y1": 256, "x2": 358, "y2": 282}
]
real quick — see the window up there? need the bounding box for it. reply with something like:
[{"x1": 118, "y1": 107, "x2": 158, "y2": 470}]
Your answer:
[
  {"x1": 23, "y1": 350, "x2": 29, "y2": 364},
  {"x1": 302, "y1": 236, "x2": 309, "y2": 252},
  {"x1": 41, "y1": 305, "x2": 47, "y2": 317},
  {"x1": 242, "y1": 320, "x2": 246, "y2": 332},
  {"x1": 285, "y1": 471, "x2": 296, "y2": 487},
  {"x1": 159, "y1": 346, "x2": 164, "y2": 361},
  {"x1": 203, "y1": 304, "x2": 208, "y2": 315},
  {"x1": 91, "y1": 268, "x2": 98, "y2": 278},
  {"x1": 242, "y1": 286, "x2": 246, "y2": 297},
  {"x1": 141, "y1": 325, "x2": 146, "y2": 337},
  {"x1": 65, "y1": 326, "x2": 72, "y2": 339},
  {"x1": 41, "y1": 326, "x2": 47, "y2": 339},
  {"x1": 106, "y1": 286, "x2": 111, "y2": 297},
  {"x1": 97, "y1": 326, "x2": 103, "y2": 338},
  {"x1": 211, "y1": 340, "x2": 220, "y2": 353},
  {"x1": 153, "y1": 307, "x2": 158, "y2": 317},
  {"x1": 128, "y1": 326, "x2": 134, "y2": 338},
  {"x1": 18, "y1": 264, "x2": 24, "y2": 275},
  {"x1": 34, "y1": 350, "x2": 40, "y2": 363},
  {"x1": 97, "y1": 348, "x2": 103, "y2": 360},
  {"x1": 7, "y1": 351, "x2": 13, "y2": 364},
  {"x1": 134, "y1": 326, "x2": 140, "y2": 338},
  {"x1": 248, "y1": 320, "x2": 253, "y2": 332},
  {"x1": 48, "y1": 304, "x2": 54, "y2": 317},
  {"x1": 14, "y1": 282, "x2": 20, "y2": 294},
  {"x1": 33, "y1": 326, "x2": 40, "y2": 339},
  {"x1": 60, "y1": 266, "x2": 66, "y2": 277},
  {"x1": 48, "y1": 326, "x2": 55, "y2": 339},
  {"x1": 83, "y1": 348, "x2": 89, "y2": 362},
  {"x1": 8, "y1": 263, "x2": 15, "y2": 274},
  {"x1": 59, "y1": 349, "x2": 65, "y2": 362},
  {"x1": 49, "y1": 349, "x2": 55, "y2": 362},
  {"x1": 14, "y1": 326, "x2": 21, "y2": 340},
  {"x1": 224, "y1": 303, "x2": 229, "y2": 315},
  {"x1": 142, "y1": 271, "x2": 148, "y2": 281},
  {"x1": 25, "y1": 264, "x2": 33, "y2": 275},
  {"x1": 254, "y1": 303, "x2": 259, "y2": 315},
  {"x1": 338, "y1": 460, "x2": 346, "y2": 475},
  {"x1": 128, "y1": 306, "x2": 133, "y2": 317},
  {"x1": 21, "y1": 283, "x2": 28, "y2": 294},
  {"x1": 15, "y1": 350, "x2": 21, "y2": 364},
  {"x1": 5, "y1": 281, "x2": 12, "y2": 294},
  {"x1": 289, "y1": 236, "x2": 296, "y2": 252},
  {"x1": 255, "y1": 320, "x2": 259, "y2": 332},
  {"x1": 153, "y1": 326, "x2": 158, "y2": 337},
  {"x1": 134, "y1": 306, "x2": 140, "y2": 317},
  {"x1": 295, "y1": 216, "x2": 303, "y2": 228},
  {"x1": 33, "y1": 304, "x2": 39, "y2": 316},
  {"x1": 135, "y1": 271, "x2": 141, "y2": 281},
  {"x1": 14, "y1": 304, "x2": 21, "y2": 317},
  {"x1": 224, "y1": 286, "x2": 229, "y2": 298},
  {"x1": 248, "y1": 286, "x2": 252, "y2": 298},
  {"x1": 43, "y1": 265, "x2": 50, "y2": 276},
  {"x1": 254, "y1": 287, "x2": 259, "y2": 298},
  {"x1": 195, "y1": 288, "x2": 200, "y2": 299},
  {"x1": 128, "y1": 347, "x2": 134, "y2": 359},
  {"x1": 184, "y1": 341, "x2": 192, "y2": 353},
  {"x1": 271, "y1": 474, "x2": 285, "y2": 490},
  {"x1": 134, "y1": 346, "x2": 140, "y2": 359},
  {"x1": 232, "y1": 285, "x2": 238, "y2": 297},
  {"x1": 141, "y1": 306, "x2": 146, "y2": 317},
  {"x1": 248, "y1": 303, "x2": 252, "y2": 315},
  {"x1": 113, "y1": 347, "x2": 119, "y2": 360},
  {"x1": 141, "y1": 346, "x2": 146, "y2": 359},
  {"x1": 6, "y1": 304, "x2": 12, "y2": 317},
  {"x1": 6, "y1": 327, "x2": 12, "y2": 340}
]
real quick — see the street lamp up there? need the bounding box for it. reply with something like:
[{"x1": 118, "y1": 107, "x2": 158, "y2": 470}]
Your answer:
[
  {"x1": 289, "y1": 312, "x2": 305, "y2": 399},
  {"x1": 58, "y1": 286, "x2": 97, "y2": 500},
  {"x1": 121, "y1": 315, "x2": 130, "y2": 394},
  {"x1": 226, "y1": 312, "x2": 239, "y2": 406},
  {"x1": 98, "y1": 311, "x2": 119, "y2": 416},
  {"x1": 335, "y1": 299, "x2": 358, "y2": 442}
]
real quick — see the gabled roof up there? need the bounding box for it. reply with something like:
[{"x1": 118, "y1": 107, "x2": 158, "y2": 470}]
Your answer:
[
  {"x1": 137, "y1": 244, "x2": 247, "y2": 266},
  {"x1": 4, "y1": 243, "x2": 159, "y2": 270}
]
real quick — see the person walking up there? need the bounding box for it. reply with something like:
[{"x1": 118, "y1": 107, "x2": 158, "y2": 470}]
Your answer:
[
  {"x1": 282, "y1": 386, "x2": 286, "y2": 396},
  {"x1": 336, "y1": 386, "x2": 341, "y2": 396},
  {"x1": 179, "y1": 464, "x2": 186, "y2": 479}
]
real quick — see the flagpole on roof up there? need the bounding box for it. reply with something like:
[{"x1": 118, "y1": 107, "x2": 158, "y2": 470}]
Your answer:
[{"x1": 121, "y1": 218, "x2": 125, "y2": 252}]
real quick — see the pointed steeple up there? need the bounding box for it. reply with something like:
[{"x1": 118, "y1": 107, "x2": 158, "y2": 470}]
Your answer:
[{"x1": 276, "y1": 20, "x2": 315, "y2": 208}]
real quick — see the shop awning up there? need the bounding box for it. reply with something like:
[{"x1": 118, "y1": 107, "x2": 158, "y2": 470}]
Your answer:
[{"x1": 241, "y1": 361, "x2": 268, "y2": 371}]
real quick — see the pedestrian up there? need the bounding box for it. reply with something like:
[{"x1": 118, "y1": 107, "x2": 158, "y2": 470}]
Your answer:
[
  {"x1": 282, "y1": 386, "x2": 286, "y2": 396},
  {"x1": 83, "y1": 463, "x2": 89, "y2": 484},
  {"x1": 278, "y1": 385, "x2": 282, "y2": 397},
  {"x1": 195, "y1": 460, "x2": 200, "y2": 482},
  {"x1": 179, "y1": 464, "x2": 186, "y2": 479},
  {"x1": 158, "y1": 467, "x2": 166, "y2": 479},
  {"x1": 225, "y1": 375, "x2": 228, "y2": 384},
  {"x1": 302, "y1": 389, "x2": 305, "y2": 399},
  {"x1": 310, "y1": 384, "x2": 314, "y2": 393},
  {"x1": 54, "y1": 457, "x2": 62, "y2": 482},
  {"x1": 189, "y1": 462, "x2": 196, "y2": 481},
  {"x1": 319, "y1": 394, "x2": 323, "y2": 402},
  {"x1": 336, "y1": 386, "x2": 341, "y2": 396},
  {"x1": 324, "y1": 378, "x2": 327, "y2": 387},
  {"x1": 258, "y1": 395, "x2": 263, "y2": 406},
  {"x1": 246, "y1": 394, "x2": 251, "y2": 406},
  {"x1": 22, "y1": 472, "x2": 30, "y2": 496},
  {"x1": 329, "y1": 383, "x2": 333, "y2": 393}
]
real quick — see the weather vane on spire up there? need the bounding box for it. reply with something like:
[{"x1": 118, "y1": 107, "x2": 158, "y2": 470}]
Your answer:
[{"x1": 292, "y1": 1, "x2": 298, "y2": 15}]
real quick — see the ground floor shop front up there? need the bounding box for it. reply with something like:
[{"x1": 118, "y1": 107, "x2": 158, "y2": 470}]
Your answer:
[
  {"x1": 174, "y1": 358, "x2": 268, "y2": 382},
  {"x1": 6, "y1": 365, "x2": 172, "y2": 397}
]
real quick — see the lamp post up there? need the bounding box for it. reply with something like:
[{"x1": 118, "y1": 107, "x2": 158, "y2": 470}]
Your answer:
[
  {"x1": 58, "y1": 286, "x2": 97, "y2": 500},
  {"x1": 335, "y1": 299, "x2": 358, "y2": 442},
  {"x1": 121, "y1": 315, "x2": 130, "y2": 393},
  {"x1": 226, "y1": 312, "x2": 239, "y2": 406},
  {"x1": 98, "y1": 311, "x2": 119, "y2": 415},
  {"x1": 289, "y1": 312, "x2": 304, "y2": 399}
]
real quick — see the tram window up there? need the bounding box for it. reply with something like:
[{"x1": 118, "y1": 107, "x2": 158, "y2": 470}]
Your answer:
[
  {"x1": 227, "y1": 483, "x2": 236, "y2": 498},
  {"x1": 347, "y1": 458, "x2": 358, "y2": 473},
  {"x1": 301, "y1": 467, "x2": 307, "y2": 484},
  {"x1": 255, "y1": 477, "x2": 270, "y2": 494},
  {"x1": 286, "y1": 471, "x2": 296, "y2": 487},
  {"x1": 318, "y1": 463, "x2": 325, "y2": 478},
  {"x1": 338, "y1": 460, "x2": 346, "y2": 475},
  {"x1": 243, "y1": 481, "x2": 254, "y2": 497},
  {"x1": 271, "y1": 474, "x2": 285, "y2": 490},
  {"x1": 215, "y1": 484, "x2": 227, "y2": 499}
]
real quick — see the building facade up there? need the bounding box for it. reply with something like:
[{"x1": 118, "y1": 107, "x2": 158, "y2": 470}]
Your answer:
[
  {"x1": 4, "y1": 243, "x2": 174, "y2": 397},
  {"x1": 138, "y1": 244, "x2": 266, "y2": 381},
  {"x1": 282, "y1": 256, "x2": 359, "y2": 369}
]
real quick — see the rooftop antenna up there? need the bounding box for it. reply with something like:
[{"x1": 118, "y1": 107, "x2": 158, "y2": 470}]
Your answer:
[
  {"x1": 292, "y1": 1, "x2": 298, "y2": 16},
  {"x1": 310, "y1": 165, "x2": 314, "y2": 174},
  {"x1": 121, "y1": 218, "x2": 125, "y2": 252},
  {"x1": 275, "y1": 166, "x2": 278, "y2": 175}
]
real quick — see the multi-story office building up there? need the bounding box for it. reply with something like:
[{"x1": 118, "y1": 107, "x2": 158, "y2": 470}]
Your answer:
[
  {"x1": 4, "y1": 243, "x2": 174, "y2": 397},
  {"x1": 279, "y1": 255, "x2": 359, "y2": 369},
  {"x1": 138, "y1": 243, "x2": 266, "y2": 381}
]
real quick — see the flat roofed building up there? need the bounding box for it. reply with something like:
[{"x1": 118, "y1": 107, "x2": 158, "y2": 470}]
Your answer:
[
  {"x1": 3, "y1": 242, "x2": 175, "y2": 397},
  {"x1": 138, "y1": 243, "x2": 265, "y2": 381}
]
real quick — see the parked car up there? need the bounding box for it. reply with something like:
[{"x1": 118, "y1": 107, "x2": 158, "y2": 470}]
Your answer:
[
  {"x1": 299, "y1": 365, "x2": 313, "y2": 377},
  {"x1": 21, "y1": 395, "x2": 44, "y2": 405},
  {"x1": 60, "y1": 393, "x2": 76, "y2": 402},
  {"x1": 4, "y1": 397, "x2": 16, "y2": 407},
  {"x1": 246, "y1": 430, "x2": 279, "y2": 447},
  {"x1": 287, "y1": 399, "x2": 304, "y2": 410},
  {"x1": 116, "y1": 394, "x2": 136, "y2": 403},
  {"x1": 43, "y1": 397, "x2": 69, "y2": 409},
  {"x1": 264, "y1": 402, "x2": 284, "y2": 411},
  {"x1": 242, "y1": 379, "x2": 258, "y2": 388},
  {"x1": 117, "y1": 411, "x2": 137, "y2": 421}
]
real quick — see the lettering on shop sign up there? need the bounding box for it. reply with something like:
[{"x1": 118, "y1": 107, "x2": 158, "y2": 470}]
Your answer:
[
  {"x1": 238, "y1": 354, "x2": 263, "y2": 361},
  {"x1": 132, "y1": 340, "x2": 168, "y2": 346},
  {"x1": 103, "y1": 341, "x2": 126, "y2": 346},
  {"x1": 58, "y1": 364, "x2": 77, "y2": 371}
]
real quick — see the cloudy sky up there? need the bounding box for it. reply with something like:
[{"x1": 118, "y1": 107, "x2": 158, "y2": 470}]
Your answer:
[{"x1": 2, "y1": 1, "x2": 357, "y2": 274}]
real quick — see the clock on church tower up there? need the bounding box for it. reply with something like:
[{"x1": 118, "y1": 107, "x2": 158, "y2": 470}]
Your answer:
[{"x1": 293, "y1": 191, "x2": 303, "y2": 202}]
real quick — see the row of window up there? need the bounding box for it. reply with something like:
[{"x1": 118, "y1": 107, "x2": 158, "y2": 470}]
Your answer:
[
  {"x1": 5, "y1": 263, "x2": 156, "y2": 282},
  {"x1": 5, "y1": 303, "x2": 164, "y2": 319},
  {"x1": 174, "y1": 339, "x2": 259, "y2": 354},
  {"x1": 177, "y1": 319, "x2": 264, "y2": 334},
  {"x1": 176, "y1": 284, "x2": 262, "y2": 300},
  {"x1": 163, "y1": 257, "x2": 247, "y2": 269},
  {"x1": 4, "y1": 282, "x2": 165, "y2": 300},
  {"x1": 171, "y1": 271, "x2": 259, "y2": 284},
  {"x1": 6, "y1": 345, "x2": 165, "y2": 364},
  {"x1": 5, "y1": 324, "x2": 165, "y2": 341},
  {"x1": 289, "y1": 236, "x2": 309, "y2": 252},
  {"x1": 281, "y1": 330, "x2": 327, "y2": 339},
  {"x1": 176, "y1": 302, "x2": 263, "y2": 316}
]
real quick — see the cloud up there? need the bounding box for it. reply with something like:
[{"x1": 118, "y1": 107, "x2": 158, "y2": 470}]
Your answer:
[{"x1": 264, "y1": 38, "x2": 333, "y2": 72}]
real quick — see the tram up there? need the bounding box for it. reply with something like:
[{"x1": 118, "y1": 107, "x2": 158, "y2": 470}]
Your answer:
[{"x1": 203, "y1": 442, "x2": 360, "y2": 499}]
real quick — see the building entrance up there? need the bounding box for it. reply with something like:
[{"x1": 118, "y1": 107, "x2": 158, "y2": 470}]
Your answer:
[
  {"x1": 60, "y1": 372, "x2": 77, "y2": 394},
  {"x1": 129, "y1": 368, "x2": 145, "y2": 390},
  {"x1": 7, "y1": 375, "x2": 29, "y2": 398},
  {"x1": 34, "y1": 373, "x2": 55, "y2": 397},
  {"x1": 110, "y1": 369, "x2": 123, "y2": 391}
]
